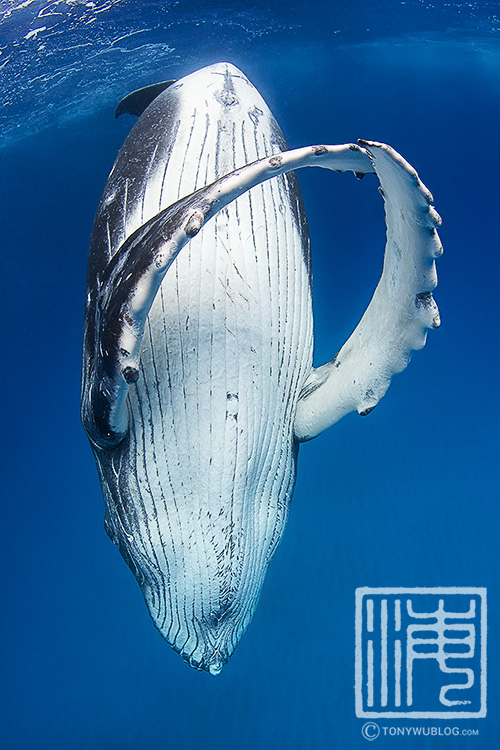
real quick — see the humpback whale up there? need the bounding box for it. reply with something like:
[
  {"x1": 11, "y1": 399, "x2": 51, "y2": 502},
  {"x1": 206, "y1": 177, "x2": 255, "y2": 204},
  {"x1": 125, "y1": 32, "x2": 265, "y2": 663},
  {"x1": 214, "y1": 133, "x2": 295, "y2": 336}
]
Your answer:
[{"x1": 81, "y1": 62, "x2": 442, "y2": 674}]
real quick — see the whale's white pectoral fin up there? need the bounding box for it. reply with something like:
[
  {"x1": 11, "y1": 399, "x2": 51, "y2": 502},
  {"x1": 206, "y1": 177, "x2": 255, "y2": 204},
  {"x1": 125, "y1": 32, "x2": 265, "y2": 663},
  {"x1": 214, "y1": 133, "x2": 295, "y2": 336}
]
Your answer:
[
  {"x1": 294, "y1": 140, "x2": 442, "y2": 442},
  {"x1": 83, "y1": 140, "x2": 435, "y2": 448}
]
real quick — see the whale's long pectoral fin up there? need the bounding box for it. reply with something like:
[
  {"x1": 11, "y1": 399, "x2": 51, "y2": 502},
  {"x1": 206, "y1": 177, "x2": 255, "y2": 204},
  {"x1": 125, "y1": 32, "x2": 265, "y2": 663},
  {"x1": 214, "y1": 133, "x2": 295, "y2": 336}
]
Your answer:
[
  {"x1": 82, "y1": 141, "x2": 435, "y2": 448},
  {"x1": 293, "y1": 141, "x2": 442, "y2": 441},
  {"x1": 82, "y1": 143, "x2": 375, "y2": 448}
]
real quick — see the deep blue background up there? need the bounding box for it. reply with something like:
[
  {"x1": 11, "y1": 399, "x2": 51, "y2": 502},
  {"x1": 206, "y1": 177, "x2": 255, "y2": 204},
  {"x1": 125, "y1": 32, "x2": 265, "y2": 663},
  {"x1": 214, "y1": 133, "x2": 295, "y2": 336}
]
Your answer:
[{"x1": 1, "y1": 1, "x2": 498, "y2": 748}]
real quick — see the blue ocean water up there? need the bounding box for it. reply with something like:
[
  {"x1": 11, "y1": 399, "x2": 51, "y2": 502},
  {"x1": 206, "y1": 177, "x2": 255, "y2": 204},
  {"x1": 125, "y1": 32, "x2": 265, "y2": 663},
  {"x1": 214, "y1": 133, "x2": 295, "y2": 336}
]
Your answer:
[{"x1": 1, "y1": 1, "x2": 499, "y2": 748}]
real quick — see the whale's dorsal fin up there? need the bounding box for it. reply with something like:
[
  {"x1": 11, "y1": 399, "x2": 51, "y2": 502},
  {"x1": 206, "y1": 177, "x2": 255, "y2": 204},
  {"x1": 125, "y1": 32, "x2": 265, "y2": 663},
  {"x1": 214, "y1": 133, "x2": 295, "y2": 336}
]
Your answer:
[
  {"x1": 115, "y1": 81, "x2": 176, "y2": 118},
  {"x1": 293, "y1": 141, "x2": 442, "y2": 441}
]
